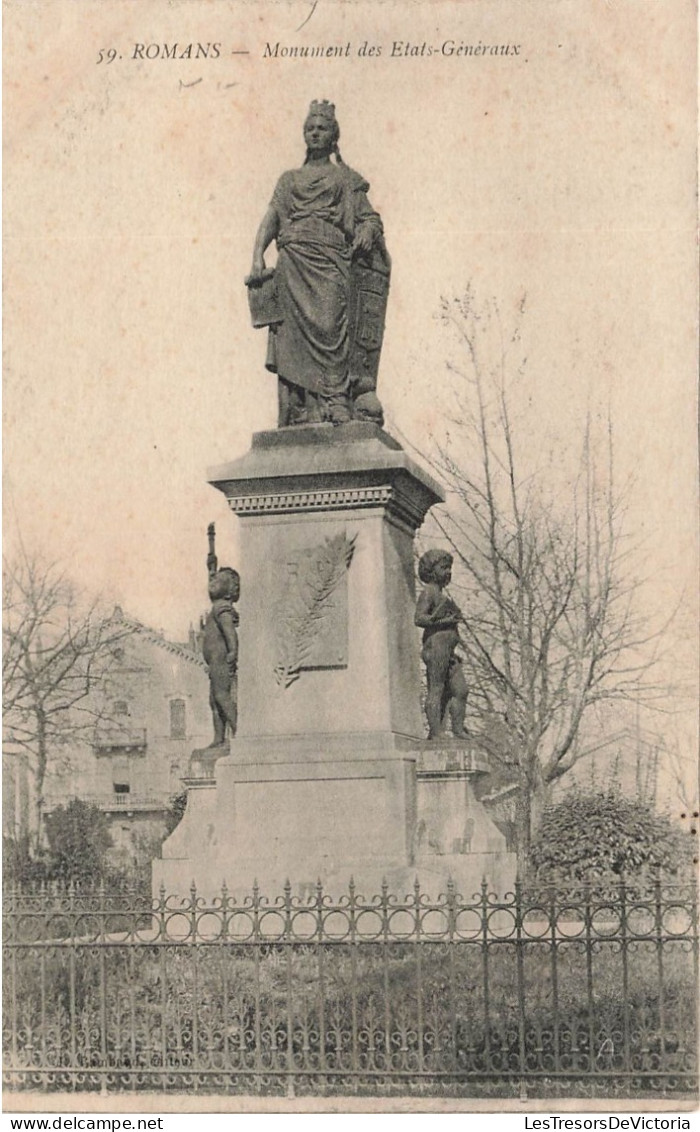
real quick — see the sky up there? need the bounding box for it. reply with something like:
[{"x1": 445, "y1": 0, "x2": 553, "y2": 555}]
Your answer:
[{"x1": 4, "y1": 0, "x2": 697, "y2": 753}]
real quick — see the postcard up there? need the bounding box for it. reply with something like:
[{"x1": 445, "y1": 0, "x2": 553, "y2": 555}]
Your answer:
[{"x1": 4, "y1": 0, "x2": 697, "y2": 1116}]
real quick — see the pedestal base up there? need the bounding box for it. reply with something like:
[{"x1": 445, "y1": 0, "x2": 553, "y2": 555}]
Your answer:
[
  {"x1": 154, "y1": 735, "x2": 517, "y2": 902},
  {"x1": 155, "y1": 778, "x2": 218, "y2": 896},
  {"x1": 155, "y1": 731, "x2": 420, "y2": 899},
  {"x1": 415, "y1": 739, "x2": 506, "y2": 857}
]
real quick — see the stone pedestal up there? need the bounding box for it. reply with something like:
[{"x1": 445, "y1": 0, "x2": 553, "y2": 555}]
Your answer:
[
  {"x1": 156, "y1": 424, "x2": 438, "y2": 898},
  {"x1": 157, "y1": 775, "x2": 217, "y2": 888},
  {"x1": 414, "y1": 740, "x2": 516, "y2": 899},
  {"x1": 154, "y1": 424, "x2": 516, "y2": 901}
]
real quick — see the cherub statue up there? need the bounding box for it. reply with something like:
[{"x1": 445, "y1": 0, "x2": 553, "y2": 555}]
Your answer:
[
  {"x1": 414, "y1": 549, "x2": 468, "y2": 741},
  {"x1": 202, "y1": 524, "x2": 239, "y2": 747}
]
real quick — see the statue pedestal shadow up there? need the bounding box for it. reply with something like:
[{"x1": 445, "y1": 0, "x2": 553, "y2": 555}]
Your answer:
[{"x1": 154, "y1": 424, "x2": 516, "y2": 901}]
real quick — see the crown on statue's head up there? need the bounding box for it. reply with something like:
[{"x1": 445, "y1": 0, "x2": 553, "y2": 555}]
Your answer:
[{"x1": 307, "y1": 99, "x2": 336, "y2": 122}]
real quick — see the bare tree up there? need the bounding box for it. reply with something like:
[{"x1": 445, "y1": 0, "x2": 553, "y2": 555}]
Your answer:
[
  {"x1": 2, "y1": 552, "x2": 132, "y2": 841},
  {"x1": 417, "y1": 287, "x2": 670, "y2": 861},
  {"x1": 665, "y1": 737, "x2": 699, "y2": 815}
]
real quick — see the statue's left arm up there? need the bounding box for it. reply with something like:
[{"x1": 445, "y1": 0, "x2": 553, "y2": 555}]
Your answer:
[{"x1": 348, "y1": 172, "x2": 384, "y2": 257}]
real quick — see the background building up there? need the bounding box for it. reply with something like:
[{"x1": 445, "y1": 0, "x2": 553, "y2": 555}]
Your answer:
[{"x1": 41, "y1": 608, "x2": 211, "y2": 871}]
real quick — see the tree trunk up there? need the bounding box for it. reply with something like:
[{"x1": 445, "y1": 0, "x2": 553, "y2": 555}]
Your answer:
[
  {"x1": 515, "y1": 759, "x2": 549, "y2": 877},
  {"x1": 33, "y1": 713, "x2": 48, "y2": 852}
]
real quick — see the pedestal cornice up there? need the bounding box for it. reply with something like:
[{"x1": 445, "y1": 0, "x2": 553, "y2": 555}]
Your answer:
[{"x1": 207, "y1": 423, "x2": 444, "y2": 528}]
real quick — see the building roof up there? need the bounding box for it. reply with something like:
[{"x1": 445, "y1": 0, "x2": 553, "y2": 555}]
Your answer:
[{"x1": 107, "y1": 607, "x2": 207, "y2": 669}]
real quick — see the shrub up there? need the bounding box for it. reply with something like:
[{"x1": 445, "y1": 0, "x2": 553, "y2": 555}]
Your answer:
[
  {"x1": 529, "y1": 790, "x2": 691, "y2": 884},
  {"x1": 43, "y1": 799, "x2": 113, "y2": 885},
  {"x1": 2, "y1": 835, "x2": 50, "y2": 885}
]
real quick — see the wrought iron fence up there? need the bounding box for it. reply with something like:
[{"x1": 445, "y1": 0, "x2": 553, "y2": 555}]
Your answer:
[{"x1": 3, "y1": 878, "x2": 698, "y2": 1099}]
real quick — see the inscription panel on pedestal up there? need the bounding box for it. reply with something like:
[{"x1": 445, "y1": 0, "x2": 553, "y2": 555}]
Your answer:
[{"x1": 273, "y1": 531, "x2": 356, "y2": 688}]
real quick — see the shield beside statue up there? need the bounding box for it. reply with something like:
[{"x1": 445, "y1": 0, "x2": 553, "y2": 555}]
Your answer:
[{"x1": 348, "y1": 246, "x2": 391, "y2": 396}]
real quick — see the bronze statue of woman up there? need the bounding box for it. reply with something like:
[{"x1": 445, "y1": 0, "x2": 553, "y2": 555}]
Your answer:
[{"x1": 246, "y1": 101, "x2": 389, "y2": 428}]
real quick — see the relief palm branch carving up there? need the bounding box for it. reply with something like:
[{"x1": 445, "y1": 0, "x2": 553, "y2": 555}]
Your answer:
[{"x1": 274, "y1": 532, "x2": 357, "y2": 688}]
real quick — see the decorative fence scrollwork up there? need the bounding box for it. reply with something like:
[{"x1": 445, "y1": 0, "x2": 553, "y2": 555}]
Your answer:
[{"x1": 3, "y1": 878, "x2": 697, "y2": 1098}]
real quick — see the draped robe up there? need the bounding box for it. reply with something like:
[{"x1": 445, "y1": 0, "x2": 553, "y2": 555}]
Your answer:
[{"x1": 265, "y1": 161, "x2": 383, "y2": 398}]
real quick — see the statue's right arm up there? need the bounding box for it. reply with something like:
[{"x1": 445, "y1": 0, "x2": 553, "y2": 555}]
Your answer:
[
  {"x1": 249, "y1": 206, "x2": 279, "y2": 282},
  {"x1": 414, "y1": 588, "x2": 436, "y2": 628},
  {"x1": 415, "y1": 588, "x2": 461, "y2": 629},
  {"x1": 219, "y1": 611, "x2": 239, "y2": 672}
]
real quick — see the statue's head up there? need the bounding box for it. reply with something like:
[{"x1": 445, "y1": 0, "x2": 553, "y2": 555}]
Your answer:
[
  {"x1": 209, "y1": 567, "x2": 240, "y2": 603},
  {"x1": 304, "y1": 100, "x2": 340, "y2": 157},
  {"x1": 418, "y1": 549, "x2": 453, "y2": 585}
]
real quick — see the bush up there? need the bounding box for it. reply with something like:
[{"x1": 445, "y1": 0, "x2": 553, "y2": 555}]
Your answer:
[
  {"x1": 529, "y1": 790, "x2": 692, "y2": 884},
  {"x1": 2, "y1": 835, "x2": 50, "y2": 885},
  {"x1": 43, "y1": 799, "x2": 113, "y2": 885}
]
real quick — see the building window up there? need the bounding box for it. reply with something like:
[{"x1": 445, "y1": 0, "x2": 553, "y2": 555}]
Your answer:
[
  {"x1": 111, "y1": 756, "x2": 130, "y2": 794},
  {"x1": 170, "y1": 698, "x2": 186, "y2": 739}
]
